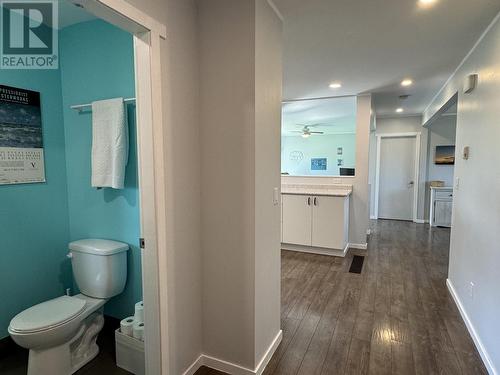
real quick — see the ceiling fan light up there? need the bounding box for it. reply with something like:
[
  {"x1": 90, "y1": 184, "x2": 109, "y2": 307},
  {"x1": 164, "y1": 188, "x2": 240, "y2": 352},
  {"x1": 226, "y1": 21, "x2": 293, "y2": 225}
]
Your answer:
[
  {"x1": 401, "y1": 79, "x2": 413, "y2": 87},
  {"x1": 301, "y1": 133, "x2": 310, "y2": 138}
]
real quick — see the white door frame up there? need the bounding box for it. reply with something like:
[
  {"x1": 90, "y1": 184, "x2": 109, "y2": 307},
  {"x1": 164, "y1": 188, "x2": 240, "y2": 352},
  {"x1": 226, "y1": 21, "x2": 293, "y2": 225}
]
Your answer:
[
  {"x1": 71, "y1": 1, "x2": 168, "y2": 373},
  {"x1": 374, "y1": 132, "x2": 421, "y2": 222}
]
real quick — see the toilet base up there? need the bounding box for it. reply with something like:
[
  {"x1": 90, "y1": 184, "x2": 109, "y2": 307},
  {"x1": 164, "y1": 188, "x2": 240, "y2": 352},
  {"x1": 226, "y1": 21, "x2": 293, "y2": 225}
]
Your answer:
[
  {"x1": 26, "y1": 311, "x2": 105, "y2": 375},
  {"x1": 28, "y1": 343, "x2": 72, "y2": 375}
]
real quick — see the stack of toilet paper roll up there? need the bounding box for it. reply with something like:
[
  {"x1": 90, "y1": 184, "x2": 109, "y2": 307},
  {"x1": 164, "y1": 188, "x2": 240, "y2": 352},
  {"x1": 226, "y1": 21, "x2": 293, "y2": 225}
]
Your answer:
[{"x1": 120, "y1": 301, "x2": 145, "y2": 341}]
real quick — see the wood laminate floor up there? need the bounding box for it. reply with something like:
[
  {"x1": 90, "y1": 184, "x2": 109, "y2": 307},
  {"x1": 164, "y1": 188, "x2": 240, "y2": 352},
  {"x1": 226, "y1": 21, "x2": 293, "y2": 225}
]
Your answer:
[{"x1": 197, "y1": 219, "x2": 487, "y2": 375}]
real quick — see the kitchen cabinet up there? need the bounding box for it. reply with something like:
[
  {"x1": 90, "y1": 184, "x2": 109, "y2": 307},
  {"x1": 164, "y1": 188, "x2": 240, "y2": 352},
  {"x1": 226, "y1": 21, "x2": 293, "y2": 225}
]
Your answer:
[
  {"x1": 282, "y1": 193, "x2": 350, "y2": 255},
  {"x1": 282, "y1": 194, "x2": 312, "y2": 246},
  {"x1": 430, "y1": 187, "x2": 453, "y2": 227}
]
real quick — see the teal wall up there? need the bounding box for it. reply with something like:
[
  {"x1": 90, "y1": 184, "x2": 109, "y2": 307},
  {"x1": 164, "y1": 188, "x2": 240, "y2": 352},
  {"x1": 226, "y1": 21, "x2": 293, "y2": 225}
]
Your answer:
[
  {"x1": 0, "y1": 20, "x2": 140, "y2": 339},
  {"x1": 281, "y1": 134, "x2": 356, "y2": 176},
  {"x1": 0, "y1": 68, "x2": 72, "y2": 339},
  {"x1": 59, "y1": 20, "x2": 141, "y2": 318}
]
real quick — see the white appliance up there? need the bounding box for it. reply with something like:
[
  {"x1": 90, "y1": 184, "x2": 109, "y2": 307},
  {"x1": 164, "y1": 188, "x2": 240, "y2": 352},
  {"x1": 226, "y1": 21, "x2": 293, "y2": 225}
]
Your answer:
[{"x1": 8, "y1": 239, "x2": 129, "y2": 375}]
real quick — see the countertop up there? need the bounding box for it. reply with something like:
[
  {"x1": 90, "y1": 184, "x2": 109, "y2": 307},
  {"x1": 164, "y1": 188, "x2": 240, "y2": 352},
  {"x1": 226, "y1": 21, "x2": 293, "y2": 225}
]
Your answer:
[
  {"x1": 430, "y1": 186, "x2": 453, "y2": 190},
  {"x1": 281, "y1": 184, "x2": 352, "y2": 197}
]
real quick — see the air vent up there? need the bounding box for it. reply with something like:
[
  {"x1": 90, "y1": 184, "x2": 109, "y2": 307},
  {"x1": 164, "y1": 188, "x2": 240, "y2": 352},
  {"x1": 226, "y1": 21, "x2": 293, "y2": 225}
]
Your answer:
[{"x1": 349, "y1": 255, "x2": 365, "y2": 274}]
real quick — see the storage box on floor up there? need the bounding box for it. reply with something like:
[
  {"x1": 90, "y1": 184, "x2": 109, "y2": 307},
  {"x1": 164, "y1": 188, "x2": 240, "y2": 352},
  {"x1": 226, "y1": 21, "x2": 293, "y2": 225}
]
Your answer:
[
  {"x1": 116, "y1": 301, "x2": 145, "y2": 374},
  {"x1": 116, "y1": 329, "x2": 145, "y2": 375}
]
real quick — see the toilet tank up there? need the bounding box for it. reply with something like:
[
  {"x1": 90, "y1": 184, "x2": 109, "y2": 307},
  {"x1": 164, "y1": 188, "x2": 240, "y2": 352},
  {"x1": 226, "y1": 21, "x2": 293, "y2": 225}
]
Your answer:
[{"x1": 68, "y1": 239, "x2": 129, "y2": 299}]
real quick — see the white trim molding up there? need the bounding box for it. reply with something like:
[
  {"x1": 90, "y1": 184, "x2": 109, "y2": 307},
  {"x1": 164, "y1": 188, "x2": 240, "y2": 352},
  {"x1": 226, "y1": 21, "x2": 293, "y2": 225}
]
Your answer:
[
  {"x1": 266, "y1": 0, "x2": 284, "y2": 21},
  {"x1": 348, "y1": 243, "x2": 368, "y2": 250},
  {"x1": 281, "y1": 243, "x2": 349, "y2": 257},
  {"x1": 374, "y1": 132, "x2": 421, "y2": 223},
  {"x1": 413, "y1": 219, "x2": 428, "y2": 224},
  {"x1": 183, "y1": 330, "x2": 283, "y2": 375},
  {"x1": 446, "y1": 279, "x2": 497, "y2": 375}
]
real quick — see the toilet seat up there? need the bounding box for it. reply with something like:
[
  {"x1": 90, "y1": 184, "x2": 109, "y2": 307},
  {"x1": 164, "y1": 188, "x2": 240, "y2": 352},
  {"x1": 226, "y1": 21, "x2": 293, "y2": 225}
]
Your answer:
[{"x1": 9, "y1": 296, "x2": 86, "y2": 334}]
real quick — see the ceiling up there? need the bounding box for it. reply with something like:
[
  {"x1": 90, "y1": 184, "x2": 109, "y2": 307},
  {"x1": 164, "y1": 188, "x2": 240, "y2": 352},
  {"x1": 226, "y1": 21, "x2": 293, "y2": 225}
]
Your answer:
[
  {"x1": 273, "y1": 0, "x2": 500, "y2": 117},
  {"x1": 282, "y1": 96, "x2": 356, "y2": 135}
]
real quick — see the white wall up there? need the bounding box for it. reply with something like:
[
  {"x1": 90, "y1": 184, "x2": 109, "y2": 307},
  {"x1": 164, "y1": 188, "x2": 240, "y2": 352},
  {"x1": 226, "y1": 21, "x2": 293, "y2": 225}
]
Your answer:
[
  {"x1": 199, "y1": 0, "x2": 282, "y2": 369},
  {"x1": 371, "y1": 116, "x2": 429, "y2": 221},
  {"x1": 423, "y1": 13, "x2": 500, "y2": 374},
  {"x1": 282, "y1": 95, "x2": 371, "y2": 246},
  {"x1": 254, "y1": 0, "x2": 282, "y2": 363},
  {"x1": 198, "y1": 0, "x2": 255, "y2": 366},
  {"x1": 281, "y1": 134, "x2": 356, "y2": 176},
  {"x1": 368, "y1": 130, "x2": 377, "y2": 218},
  {"x1": 122, "y1": 0, "x2": 203, "y2": 374}
]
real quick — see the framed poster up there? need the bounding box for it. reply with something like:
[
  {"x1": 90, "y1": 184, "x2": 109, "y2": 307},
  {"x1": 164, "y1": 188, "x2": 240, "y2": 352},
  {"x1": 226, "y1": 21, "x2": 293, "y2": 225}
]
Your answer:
[
  {"x1": 435, "y1": 145, "x2": 455, "y2": 165},
  {"x1": 0, "y1": 85, "x2": 45, "y2": 185}
]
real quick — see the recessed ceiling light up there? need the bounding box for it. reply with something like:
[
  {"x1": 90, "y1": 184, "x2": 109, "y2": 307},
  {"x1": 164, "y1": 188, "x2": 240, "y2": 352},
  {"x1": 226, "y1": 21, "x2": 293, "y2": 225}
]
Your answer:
[
  {"x1": 396, "y1": 108, "x2": 404, "y2": 113},
  {"x1": 329, "y1": 82, "x2": 342, "y2": 89},
  {"x1": 401, "y1": 79, "x2": 413, "y2": 87},
  {"x1": 418, "y1": 0, "x2": 437, "y2": 7}
]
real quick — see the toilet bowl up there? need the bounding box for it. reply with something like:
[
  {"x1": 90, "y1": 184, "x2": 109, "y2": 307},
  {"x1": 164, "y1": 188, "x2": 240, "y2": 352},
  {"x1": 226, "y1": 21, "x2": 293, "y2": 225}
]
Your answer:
[{"x1": 9, "y1": 239, "x2": 128, "y2": 375}]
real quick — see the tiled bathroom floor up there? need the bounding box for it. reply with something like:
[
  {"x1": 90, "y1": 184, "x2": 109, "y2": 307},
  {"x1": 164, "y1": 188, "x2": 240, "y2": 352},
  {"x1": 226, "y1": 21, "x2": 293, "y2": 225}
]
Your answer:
[{"x1": 0, "y1": 318, "x2": 131, "y2": 375}]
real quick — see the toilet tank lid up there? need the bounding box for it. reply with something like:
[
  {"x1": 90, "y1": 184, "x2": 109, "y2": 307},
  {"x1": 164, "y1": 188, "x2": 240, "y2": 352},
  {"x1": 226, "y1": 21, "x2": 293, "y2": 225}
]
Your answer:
[{"x1": 69, "y1": 239, "x2": 129, "y2": 255}]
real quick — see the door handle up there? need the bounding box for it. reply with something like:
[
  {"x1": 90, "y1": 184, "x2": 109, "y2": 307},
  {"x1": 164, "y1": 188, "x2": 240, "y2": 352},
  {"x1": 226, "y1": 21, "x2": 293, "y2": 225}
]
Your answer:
[
  {"x1": 307, "y1": 197, "x2": 311, "y2": 206},
  {"x1": 408, "y1": 181, "x2": 414, "y2": 187},
  {"x1": 314, "y1": 197, "x2": 317, "y2": 206}
]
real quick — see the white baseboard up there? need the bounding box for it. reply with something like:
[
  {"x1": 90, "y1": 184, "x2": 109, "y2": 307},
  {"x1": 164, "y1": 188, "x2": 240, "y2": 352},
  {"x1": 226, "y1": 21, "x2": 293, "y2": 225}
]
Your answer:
[
  {"x1": 446, "y1": 279, "x2": 497, "y2": 375},
  {"x1": 182, "y1": 355, "x2": 204, "y2": 375},
  {"x1": 413, "y1": 219, "x2": 429, "y2": 224},
  {"x1": 281, "y1": 243, "x2": 349, "y2": 257},
  {"x1": 370, "y1": 215, "x2": 377, "y2": 220},
  {"x1": 182, "y1": 330, "x2": 283, "y2": 375},
  {"x1": 254, "y1": 329, "x2": 283, "y2": 374},
  {"x1": 348, "y1": 243, "x2": 367, "y2": 250}
]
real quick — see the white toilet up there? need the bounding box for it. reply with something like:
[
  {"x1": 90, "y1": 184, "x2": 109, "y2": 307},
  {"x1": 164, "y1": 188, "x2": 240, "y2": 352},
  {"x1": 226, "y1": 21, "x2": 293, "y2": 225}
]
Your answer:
[{"x1": 8, "y1": 239, "x2": 129, "y2": 375}]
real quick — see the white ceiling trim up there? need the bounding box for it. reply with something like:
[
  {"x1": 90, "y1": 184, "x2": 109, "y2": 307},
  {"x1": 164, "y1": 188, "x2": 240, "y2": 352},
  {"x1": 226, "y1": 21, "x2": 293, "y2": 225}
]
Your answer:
[
  {"x1": 266, "y1": 0, "x2": 284, "y2": 22},
  {"x1": 283, "y1": 94, "x2": 357, "y2": 103},
  {"x1": 423, "y1": 10, "x2": 500, "y2": 118},
  {"x1": 376, "y1": 113, "x2": 422, "y2": 120}
]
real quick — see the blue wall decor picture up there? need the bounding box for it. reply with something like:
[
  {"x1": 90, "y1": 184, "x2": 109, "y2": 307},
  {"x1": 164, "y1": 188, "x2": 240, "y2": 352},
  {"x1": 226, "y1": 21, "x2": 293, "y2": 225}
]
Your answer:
[{"x1": 311, "y1": 158, "x2": 327, "y2": 170}]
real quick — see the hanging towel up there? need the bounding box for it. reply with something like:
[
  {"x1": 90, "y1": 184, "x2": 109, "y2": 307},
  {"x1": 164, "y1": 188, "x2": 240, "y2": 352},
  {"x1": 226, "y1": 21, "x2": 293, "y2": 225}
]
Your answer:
[{"x1": 91, "y1": 98, "x2": 128, "y2": 189}]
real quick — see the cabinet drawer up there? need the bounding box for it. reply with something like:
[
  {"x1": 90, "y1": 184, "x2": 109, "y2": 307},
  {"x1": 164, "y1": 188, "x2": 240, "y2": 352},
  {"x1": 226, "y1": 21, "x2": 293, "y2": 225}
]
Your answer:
[{"x1": 435, "y1": 190, "x2": 453, "y2": 200}]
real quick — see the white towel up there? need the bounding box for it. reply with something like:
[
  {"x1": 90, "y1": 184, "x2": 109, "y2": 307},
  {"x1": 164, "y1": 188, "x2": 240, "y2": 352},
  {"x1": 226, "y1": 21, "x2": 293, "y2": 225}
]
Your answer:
[{"x1": 91, "y1": 98, "x2": 128, "y2": 189}]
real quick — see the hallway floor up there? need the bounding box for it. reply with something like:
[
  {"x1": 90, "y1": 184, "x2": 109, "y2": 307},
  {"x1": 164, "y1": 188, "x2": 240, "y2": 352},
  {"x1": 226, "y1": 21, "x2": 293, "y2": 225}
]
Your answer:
[{"x1": 197, "y1": 219, "x2": 486, "y2": 374}]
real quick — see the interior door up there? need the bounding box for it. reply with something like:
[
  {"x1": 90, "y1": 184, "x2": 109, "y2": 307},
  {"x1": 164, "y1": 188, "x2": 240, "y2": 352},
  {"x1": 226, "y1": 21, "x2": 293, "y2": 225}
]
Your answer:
[
  {"x1": 311, "y1": 196, "x2": 345, "y2": 249},
  {"x1": 282, "y1": 194, "x2": 312, "y2": 246},
  {"x1": 378, "y1": 136, "x2": 416, "y2": 221}
]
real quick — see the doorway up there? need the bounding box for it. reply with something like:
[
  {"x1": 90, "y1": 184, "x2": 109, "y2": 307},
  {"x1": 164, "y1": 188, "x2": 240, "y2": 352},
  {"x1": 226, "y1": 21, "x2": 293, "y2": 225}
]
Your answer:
[
  {"x1": 63, "y1": 1, "x2": 168, "y2": 373},
  {"x1": 375, "y1": 132, "x2": 421, "y2": 221}
]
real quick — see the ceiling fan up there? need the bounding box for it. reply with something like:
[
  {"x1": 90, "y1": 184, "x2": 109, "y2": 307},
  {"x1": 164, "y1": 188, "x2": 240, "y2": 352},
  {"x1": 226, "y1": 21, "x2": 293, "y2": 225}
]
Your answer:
[{"x1": 291, "y1": 125, "x2": 324, "y2": 138}]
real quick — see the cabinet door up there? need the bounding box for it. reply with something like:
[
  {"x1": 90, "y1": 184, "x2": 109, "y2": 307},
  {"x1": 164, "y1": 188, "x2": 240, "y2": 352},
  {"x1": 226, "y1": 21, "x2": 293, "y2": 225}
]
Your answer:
[
  {"x1": 312, "y1": 196, "x2": 346, "y2": 249},
  {"x1": 434, "y1": 200, "x2": 453, "y2": 227},
  {"x1": 282, "y1": 194, "x2": 312, "y2": 246}
]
